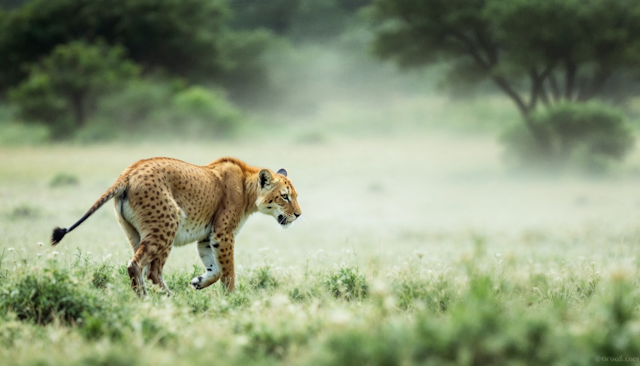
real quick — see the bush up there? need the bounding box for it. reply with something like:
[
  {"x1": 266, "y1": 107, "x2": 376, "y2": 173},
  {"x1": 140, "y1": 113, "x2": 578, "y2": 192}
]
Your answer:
[
  {"x1": 0, "y1": 256, "x2": 134, "y2": 341},
  {"x1": 84, "y1": 78, "x2": 175, "y2": 141},
  {"x1": 8, "y1": 72, "x2": 72, "y2": 138},
  {"x1": 0, "y1": 121, "x2": 50, "y2": 146},
  {"x1": 171, "y1": 86, "x2": 243, "y2": 138},
  {"x1": 9, "y1": 41, "x2": 139, "y2": 139},
  {"x1": 0, "y1": 266, "x2": 102, "y2": 325},
  {"x1": 585, "y1": 276, "x2": 640, "y2": 359},
  {"x1": 8, "y1": 204, "x2": 39, "y2": 220},
  {"x1": 49, "y1": 173, "x2": 79, "y2": 188},
  {"x1": 91, "y1": 81, "x2": 244, "y2": 141},
  {"x1": 0, "y1": 0, "x2": 231, "y2": 91},
  {"x1": 501, "y1": 102, "x2": 635, "y2": 173}
]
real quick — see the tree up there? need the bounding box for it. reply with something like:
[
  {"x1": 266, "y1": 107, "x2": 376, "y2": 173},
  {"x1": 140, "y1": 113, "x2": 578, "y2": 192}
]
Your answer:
[
  {"x1": 229, "y1": 0, "x2": 300, "y2": 34},
  {"x1": 229, "y1": 0, "x2": 372, "y2": 41},
  {"x1": 0, "y1": 0, "x2": 230, "y2": 93},
  {"x1": 9, "y1": 41, "x2": 139, "y2": 138},
  {"x1": 371, "y1": 0, "x2": 640, "y2": 149},
  {"x1": 0, "y1": 0, "x2": 28, "y2": 10},
  {"x1": 501, "y1": 102, "x2": 634, "y2": 173}
]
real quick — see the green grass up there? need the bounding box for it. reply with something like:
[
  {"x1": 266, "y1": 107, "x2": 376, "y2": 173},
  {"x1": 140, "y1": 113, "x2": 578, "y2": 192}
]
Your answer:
[
  {"x1": 0, "y1": 248, "x2": 639, "y2": 365},
  {"x1": 2, "y1": 139, "x2": 640, "y2": 365}
]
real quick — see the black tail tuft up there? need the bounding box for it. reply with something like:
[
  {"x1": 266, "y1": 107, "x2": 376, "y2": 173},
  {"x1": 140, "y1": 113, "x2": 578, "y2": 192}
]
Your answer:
[{"x1": 51, "y1": 227, "x2": 68, "y2": 246}]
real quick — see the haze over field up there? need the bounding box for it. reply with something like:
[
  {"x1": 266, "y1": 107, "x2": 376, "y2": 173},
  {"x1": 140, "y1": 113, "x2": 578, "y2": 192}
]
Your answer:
[
  {"x1": 3, "y1": 131, "x2": 640, "y2": 271},
  {"x1": 2, "y1": 28, "x2": 640, "y2": 281},
  {"x1": 3, "y1": 1, "x2": 640, "y2": 365}
]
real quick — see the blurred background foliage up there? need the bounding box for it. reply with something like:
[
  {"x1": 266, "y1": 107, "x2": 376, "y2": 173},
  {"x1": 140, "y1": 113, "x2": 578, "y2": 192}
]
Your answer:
[
  {"x1": 372, "y1": 0, "x2": 640, "y2": 171},
  {"x1": 9, "y1": 41, "x2": 140, "y2": 139},
  {"x1": 0, "y1": 0, "x2": 640, "y2": 171}
]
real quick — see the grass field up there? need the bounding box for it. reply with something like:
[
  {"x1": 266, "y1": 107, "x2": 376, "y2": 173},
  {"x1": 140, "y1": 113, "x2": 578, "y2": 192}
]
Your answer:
[{"x1": 2, "y1": 131, "x2": 640, "y2": 365}]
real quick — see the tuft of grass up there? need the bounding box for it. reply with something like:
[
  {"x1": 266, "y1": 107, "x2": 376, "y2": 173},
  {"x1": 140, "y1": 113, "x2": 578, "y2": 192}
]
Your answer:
[
  {"x1": 49, "y1": 173, "x2": 79, "y2": 187},
  {"x1": 79, "y1": 353, "x2": 138, "y2": 366},
  {"x1": 394, "y1": 275, "x2": 453, "y2": 313},
  {"x1": 289, "y1": 283, "x2": 322, "y2": 303},
  {"x1": 314, "y1": 325, "x2": 407, "y2": 366},
  {"x1": 8, "y1": 204, "x2": 39, "y2": 220},
  {"x1": 91, "y1": 262, "x2": 114, "y2": 289},
  {"x1": 1, "y1": 232, "x2": 640, "y2": 365},
  {"x1": 324, "y1": 266, "x2": 368, "y2": 301},
  {"x1": 249, "y1": 264, "x2": 279, "y2": 290},
  {"x1": 227, "y1": 289, "x2": 251, "y2": 308},
  {"x1": 182, "y1": 291, "x2": 212, "y2": 315},
  {"x1": 0, "y1": 266, "x2": 102, "y2": 325}
]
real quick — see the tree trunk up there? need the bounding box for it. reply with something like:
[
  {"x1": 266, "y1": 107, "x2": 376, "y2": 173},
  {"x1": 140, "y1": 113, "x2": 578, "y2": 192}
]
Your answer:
[
  {"x1": 538, "y1": 84, "x2": 550, "y2": 106},
  {"x1": 577, "y1": 69, "x2": 610, "y2": 102},
  {"x1": 564, "y1": 62, "x2": 577, "y2": 101},
  {"x1": 548, "y1": 74, "x2": 561, "y2": 102},
  {"x1": 490, "y1": 75, "x2": 550, "y2": 151}
]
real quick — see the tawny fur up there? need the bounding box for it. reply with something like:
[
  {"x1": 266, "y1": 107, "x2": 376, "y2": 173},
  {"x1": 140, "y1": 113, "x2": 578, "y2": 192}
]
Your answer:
[{"x1": 51, "y1": 157, "x2": 301, "y2": 296}]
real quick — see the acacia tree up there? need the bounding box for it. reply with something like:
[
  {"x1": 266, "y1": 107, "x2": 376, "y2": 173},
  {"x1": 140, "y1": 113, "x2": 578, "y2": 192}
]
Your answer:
[{"x1": 371, "y1": 0, "x2": 640, "y2": 148}]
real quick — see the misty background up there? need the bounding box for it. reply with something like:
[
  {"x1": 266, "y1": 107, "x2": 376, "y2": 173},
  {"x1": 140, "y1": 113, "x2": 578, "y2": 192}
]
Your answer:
[
  {"x1": 4, "y1": 3, "x2": 640, "y2": 363},
  {"x1": 2, "y1": 0, "x2": 640, "y2": 240},
  {"x1": 2, "y1": 0, "x2": 637, "y2": 151}
]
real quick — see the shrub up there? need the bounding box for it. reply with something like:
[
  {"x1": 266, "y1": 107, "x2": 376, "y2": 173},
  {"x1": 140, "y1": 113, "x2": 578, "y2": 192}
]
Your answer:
[
  {"x1": 0, "y1": 266, "x2": 102, "y2": 325},
  {"x1": 324, "y1": 267, "x2": 368, "y2": 301},
  {"x1": 8, "y1": 72, "x2": 72, "y2": 138},
  {"x1": 0, "y1": 257, "x2": 133, "y2": 341},
  {"x1": 0, "y1": 121, "x2": 50, "y2": 146},
  {"x1": 77, "y1": 310, "x2": 126, "y2": 341},
  {"x1": 90, "y1": 81, "x2": 245, "y2": 141},
  {"x1": 501, "y1": 102, "x2": 635, "y2": 173},
  {"x1": 171, "y1": 86, "x2": 243, "y2": 138},
  {"x1": 49, "y1": 173, "x2": 79, "y2": 187},
  {"x1": 0, "y1": 98, "x2": 50, "y2": 146},
  {"x1": 89, "y1": 78, "x2": 176, "y2": 139},
  {"x1": 8, "y1": 204, "x2": 39, "y2": 220},
  {"x1": 410, "y1": 276, "x2": 566, "y2": 365},
  {"x1": 0, "y1": 0, "x2": 232, "y2": 91},
  {"x1": 9, "y1": 41, "x2": 139, "y2": 139},
  {"x1": 584, "y1": 276, "x2": 640, "y2": 359}
]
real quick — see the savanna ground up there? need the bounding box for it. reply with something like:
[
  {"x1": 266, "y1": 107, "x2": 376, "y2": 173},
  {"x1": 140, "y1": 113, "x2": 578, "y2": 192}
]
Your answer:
[{"x1": 2, "y1": 96, "x2": 640, "y2": 365}]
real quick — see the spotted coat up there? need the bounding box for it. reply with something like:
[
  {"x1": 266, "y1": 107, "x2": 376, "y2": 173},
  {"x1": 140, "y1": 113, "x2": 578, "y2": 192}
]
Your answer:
[{"x1": 51, "y1": 157, "x2": 301, "y2": 296}]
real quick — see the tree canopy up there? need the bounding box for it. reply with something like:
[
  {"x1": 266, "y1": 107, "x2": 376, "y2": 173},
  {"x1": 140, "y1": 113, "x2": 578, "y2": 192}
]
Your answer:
[
  {"x1": 372, "y1": 0, "x2": 640, "y2": 147},
  {"x1": 0, "y1": 0, "x2": 230, "y2": 93},
  {"x1": 9, "y1": 41, "x2": 139, "y2": 138},
  {"x1": 229, "y1": 0, "x2": 371, "y2": 40}
]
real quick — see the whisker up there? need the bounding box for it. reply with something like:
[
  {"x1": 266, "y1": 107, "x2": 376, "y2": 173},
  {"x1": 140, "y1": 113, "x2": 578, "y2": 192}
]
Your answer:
[{"x1": 294, "y1": 215, "x2": 308, "y2": 226}]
